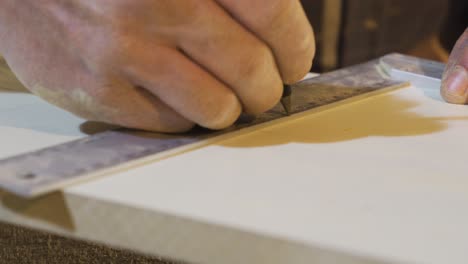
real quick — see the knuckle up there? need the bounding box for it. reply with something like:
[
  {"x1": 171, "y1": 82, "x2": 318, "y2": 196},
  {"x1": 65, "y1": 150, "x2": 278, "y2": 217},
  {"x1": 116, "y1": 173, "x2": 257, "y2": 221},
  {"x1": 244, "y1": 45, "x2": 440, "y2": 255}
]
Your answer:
[
  {"x1": 238, "y1": 44, "x2": 283, "y2": 114},
  {"x1": 246, "y1": 77, "x2": 283, "y2": 115},
  {"x1": 283, "y1": 27, "x2": 316, "y2": 84},
  {"x1": 202, "y1": 93, "x2": 242, "y2": 130},
  {"x1": 78, "y1": 31, "x2": 127, "y2": 70},
  {"x1": 237, "y1": 43, "x2": 275, "y2": 81},
  {"x1": 299, "y1": 28, "x2": 316, "y2": 63},
  {"x1": 254, "y1": 0, "x2": 291, "y2": 31}
]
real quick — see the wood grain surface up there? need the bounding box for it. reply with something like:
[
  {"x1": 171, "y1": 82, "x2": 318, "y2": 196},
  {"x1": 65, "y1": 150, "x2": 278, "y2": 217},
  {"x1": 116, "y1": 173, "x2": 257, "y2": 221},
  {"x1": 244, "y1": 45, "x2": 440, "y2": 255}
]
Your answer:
[{"x1": 0, "y1": 222, "x2": 180, "y2": 264}]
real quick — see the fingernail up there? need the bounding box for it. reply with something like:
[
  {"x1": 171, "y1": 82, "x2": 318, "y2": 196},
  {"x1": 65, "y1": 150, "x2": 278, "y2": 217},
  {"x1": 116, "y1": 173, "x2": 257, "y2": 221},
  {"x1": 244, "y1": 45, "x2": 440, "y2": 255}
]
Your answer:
[{"x1": 443, "y1": 66, "x2": 468, "y2": 98}]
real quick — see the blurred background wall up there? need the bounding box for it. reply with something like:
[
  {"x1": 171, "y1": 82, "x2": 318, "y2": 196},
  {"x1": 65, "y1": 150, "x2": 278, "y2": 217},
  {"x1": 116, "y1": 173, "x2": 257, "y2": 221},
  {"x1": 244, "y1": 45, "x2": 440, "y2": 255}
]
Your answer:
[{"x1": 301, "y1": 0, "x2": 466, "y2": 72}]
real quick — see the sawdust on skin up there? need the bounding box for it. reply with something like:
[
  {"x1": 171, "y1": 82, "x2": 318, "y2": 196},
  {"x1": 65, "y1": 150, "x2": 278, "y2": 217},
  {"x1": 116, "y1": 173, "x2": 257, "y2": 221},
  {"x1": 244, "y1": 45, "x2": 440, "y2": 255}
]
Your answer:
[{"x1": 31, "y1": 85, "x2": 117, "y2": 122}]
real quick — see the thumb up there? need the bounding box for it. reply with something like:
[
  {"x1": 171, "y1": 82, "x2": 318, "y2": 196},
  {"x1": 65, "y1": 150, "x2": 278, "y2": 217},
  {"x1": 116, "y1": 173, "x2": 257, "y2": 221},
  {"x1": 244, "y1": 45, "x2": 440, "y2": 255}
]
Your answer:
[{"x1": 441, "y1": 28, "x2": 468, "y2": 104}]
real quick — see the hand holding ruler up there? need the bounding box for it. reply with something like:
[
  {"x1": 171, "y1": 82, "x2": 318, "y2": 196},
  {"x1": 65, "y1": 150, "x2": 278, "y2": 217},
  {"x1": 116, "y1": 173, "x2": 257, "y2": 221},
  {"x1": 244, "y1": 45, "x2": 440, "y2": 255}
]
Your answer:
[{"x1": 0, "y1": 53, "x2": 445, "y2": 197}]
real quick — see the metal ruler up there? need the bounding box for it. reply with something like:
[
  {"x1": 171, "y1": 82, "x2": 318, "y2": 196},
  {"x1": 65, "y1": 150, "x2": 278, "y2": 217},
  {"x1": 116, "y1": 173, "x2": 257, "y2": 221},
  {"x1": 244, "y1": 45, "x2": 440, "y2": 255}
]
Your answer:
[{"x1": 0, "y1": 54, "x2": 445, "y2": 197}]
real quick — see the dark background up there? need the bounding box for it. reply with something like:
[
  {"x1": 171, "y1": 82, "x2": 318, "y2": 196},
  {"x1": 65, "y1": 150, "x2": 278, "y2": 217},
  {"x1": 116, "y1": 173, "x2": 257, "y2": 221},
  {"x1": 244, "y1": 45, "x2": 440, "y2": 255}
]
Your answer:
[{"x1": 300, "y1": 0, "x2": 467, "y2": 72}]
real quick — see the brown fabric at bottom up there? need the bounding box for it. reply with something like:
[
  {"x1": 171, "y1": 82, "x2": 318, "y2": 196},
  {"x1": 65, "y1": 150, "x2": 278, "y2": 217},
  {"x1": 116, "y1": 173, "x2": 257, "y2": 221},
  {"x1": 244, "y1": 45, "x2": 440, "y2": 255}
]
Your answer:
[{"x1": 0, "y1": 222, "x2": 181, "y2": 264}]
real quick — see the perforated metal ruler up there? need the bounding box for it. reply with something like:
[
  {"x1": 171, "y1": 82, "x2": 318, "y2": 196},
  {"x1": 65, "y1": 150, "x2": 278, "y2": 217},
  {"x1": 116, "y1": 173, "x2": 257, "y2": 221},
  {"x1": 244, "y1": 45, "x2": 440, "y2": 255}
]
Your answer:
[{"x1": 0, "y1": 53, "x2": 445, "y2": 197}]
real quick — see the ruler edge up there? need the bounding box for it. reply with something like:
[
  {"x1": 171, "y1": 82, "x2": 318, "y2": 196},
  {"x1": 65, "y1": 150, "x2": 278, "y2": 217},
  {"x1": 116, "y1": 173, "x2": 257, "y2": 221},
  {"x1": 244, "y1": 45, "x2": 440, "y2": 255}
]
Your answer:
[
  {"x1": 17, "y1": 81, "x2": 409, "y2": 198},
  {"x1": 379, "y1": 56, "x2": 442, "y2": 90}
]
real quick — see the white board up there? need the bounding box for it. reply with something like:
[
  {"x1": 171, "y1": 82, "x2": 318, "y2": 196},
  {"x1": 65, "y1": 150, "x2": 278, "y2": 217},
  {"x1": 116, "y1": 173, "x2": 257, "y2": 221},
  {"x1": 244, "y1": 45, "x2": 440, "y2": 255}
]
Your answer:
[{"x1": 1, "y1": 78, "x2": 468, "y2": 264}]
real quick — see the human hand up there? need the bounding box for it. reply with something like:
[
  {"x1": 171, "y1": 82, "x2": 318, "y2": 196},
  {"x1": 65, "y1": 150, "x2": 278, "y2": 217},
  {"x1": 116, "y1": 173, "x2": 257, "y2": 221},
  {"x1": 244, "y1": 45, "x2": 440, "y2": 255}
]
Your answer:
[
  {"x1": 441, "y1": 28, "x2": 467, "y2": 104},
  {"x1": 0, "y1": 0, "x2": 314, "y2": 132}
]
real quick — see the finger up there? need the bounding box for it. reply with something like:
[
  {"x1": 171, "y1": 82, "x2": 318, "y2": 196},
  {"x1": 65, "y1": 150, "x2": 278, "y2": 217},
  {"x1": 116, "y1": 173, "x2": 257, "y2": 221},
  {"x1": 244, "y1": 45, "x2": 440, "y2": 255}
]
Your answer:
[
  {"x1": 98, "y1": 82, "x2": 196, "y2": 133},
  {"x1": 441, "y1": 28, "x2": 468, "y2": 104},
  {"x1": 124, "y1": 45, "x2": 242, "y2": 130},
  {"x1": 174, "y1": 0, "x2": 283, "y2": 115},
  {"x1": 35, "y1": 75, "x2": 194, "y2": 133},
  {"x1": 216, "y1": 0, "x2": 315, "y2": 84}
]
